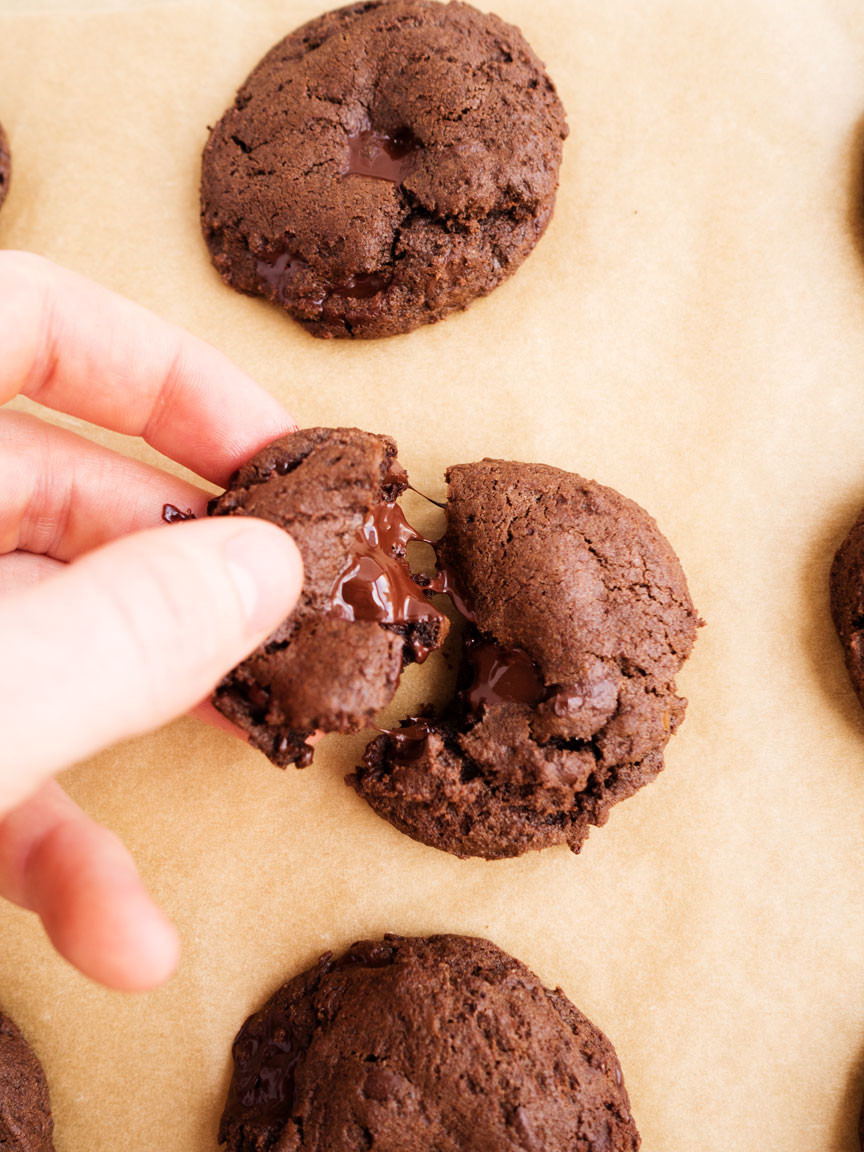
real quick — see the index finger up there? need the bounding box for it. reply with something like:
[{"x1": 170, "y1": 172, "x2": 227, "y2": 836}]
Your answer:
[{"x1": 0, "y1": 251, "x2": 297, "y2": 485}]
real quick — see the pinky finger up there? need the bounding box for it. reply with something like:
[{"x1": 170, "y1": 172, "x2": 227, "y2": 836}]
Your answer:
[{"x1": 0, "y1": 782, "x2": 179, "y2": 991}]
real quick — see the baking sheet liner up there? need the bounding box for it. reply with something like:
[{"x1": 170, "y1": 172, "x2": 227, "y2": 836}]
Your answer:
[{"x1": 2, "y1": 1, "x2": 864, "y2": 1148}]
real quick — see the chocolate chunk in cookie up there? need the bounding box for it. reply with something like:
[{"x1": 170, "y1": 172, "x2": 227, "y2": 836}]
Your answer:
[
  {"x1": 0, "y1": 120, "x2": 11, "y2": 213},
  {"x1": 829, "y1": 506, "x2": 864, "y2": 709},
  {"x1": 219, "y1": 934, "x2": 639, "y2": 1152},
  {"x1": 352, "y1": 460, "x2": 701, "y2": 858},
  {"x1": 0, "y1": 1012, "x2": 55, "y2": 1151},
  {"x1": 200, "y1": 0, "x2": 568, "y2": 339},
  {"x1": 207, "y1": 428, "x2": 448, "y2": 767}
]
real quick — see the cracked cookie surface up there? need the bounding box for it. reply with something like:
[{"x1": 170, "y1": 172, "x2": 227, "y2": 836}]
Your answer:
[
  {"x1": 219, "y1": 934, "x2": 640, "y2": 1152},
  {"x1": 207, "y1": 427, "x2": 447, "y2": 767},
  {"x1": 0, "y1": 1012, "x2": 55, "y2": 1152},
  {"x1": 200, "y1": 0, "x2": 568, "y2": 338},
  {"x1": 352, "y1": 460, "x2": 701, "y2": 859}
]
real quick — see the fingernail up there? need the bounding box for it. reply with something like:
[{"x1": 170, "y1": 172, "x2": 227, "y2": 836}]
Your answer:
[{"x1": 223, "y1": 522, "x2": 302, "y2": 634}]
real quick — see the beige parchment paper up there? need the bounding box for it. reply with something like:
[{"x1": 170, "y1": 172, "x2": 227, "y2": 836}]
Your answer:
[{"x1": 3, "y1": 0, "x2": 864, "y2": 1148}]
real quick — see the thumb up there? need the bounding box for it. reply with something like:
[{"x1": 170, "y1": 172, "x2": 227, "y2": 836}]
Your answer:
[{"x1": 0, "y1": 516, "x2": 302, "y2": 810}]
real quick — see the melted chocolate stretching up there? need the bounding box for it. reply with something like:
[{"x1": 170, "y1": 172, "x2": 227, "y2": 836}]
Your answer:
[
  {"x1": 366, "y1": 486, "x2": 549, "y2": 747},
  {"x1": 328, "y1": 501, "x2": 445, "y2": 663}
]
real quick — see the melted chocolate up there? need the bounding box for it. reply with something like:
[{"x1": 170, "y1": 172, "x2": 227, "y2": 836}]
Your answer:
[
  {"x1": 162, "y1": 504, "x2": 197, "y2": 524},
  {"x1": 328, "y1": 271, "x2": 392, "y2": 300},
  {"x1": 412, "y1": 487, "x2": 446, "y2": 509},
  {"x1": 257, "y1": 250, "x2": 390, "y2": 306},
  {"x1": 385, "y1": 457, "x2": 445, "y2": 508},
  {"x1": 427, "y1": 564, "x2": 476, "y2": 622},
  {"x1": 464, "y1": 639, "x2": 546, "y2": 713},
  {"x1": 376, "y1": 718, "x2": 436, "y2": 764},
  {"x1": 255, "y1": 252, "x2": 325, "y2": 306},
  {"x1": 374, "y1": 639, "x2": 545, "y2": 767},
  {"x1": 255, "y1": 128, "x2": 416, "y2": 310},
  {"x1": 228, "y1": 1025, "x2": 299, "y2": 1124},
  {"x1": 344, "y1": 127, "x2": 419, "y2": 183},
  {"x1": 383, "y1": 458, "x2": 408, "y2": 490},
  {"x1": 329, "y1": 504, "x2": 444, "y2": 660}
]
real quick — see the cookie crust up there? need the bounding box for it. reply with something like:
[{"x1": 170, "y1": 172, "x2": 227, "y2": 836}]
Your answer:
[
  {"x1": 219, "y1": 934, "x2": 639, "y2": 1152},
  {"x1": 208, "y1": 427, "x2": 447, "y2": 767},
  {"x1": 0, "y1": 1012, "x2": 55, "y2": 1152},
  {"x1": 352, "y1": 460, "x2": 700, "y2": 858},
  {"x1": 200, "y1": 0, "x2": 568, "y2": 338}
]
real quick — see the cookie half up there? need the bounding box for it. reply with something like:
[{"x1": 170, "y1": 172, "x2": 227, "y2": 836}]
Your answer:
[
  {"x1": 219, "y1": 934, "x2": 639, "y2": 1152},
  {"x1": 352, "y1": 460, "x2": 700, "y2": 858},
  {"x1": 0, "y1": 120, "x2": 11, "y2": 213},
  {"x1": 207, "y1": 427, "x2": 447, "y2": 767},
  {"x1": 0, "y1": 1012, "x2": 55, "y2": 1151},
  {"x1": 200, "y1": 0, "x2": 568, "y2": 338}
]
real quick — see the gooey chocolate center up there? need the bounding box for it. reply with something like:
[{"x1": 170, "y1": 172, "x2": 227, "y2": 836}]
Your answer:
[
  {"x1": 328, "y1": 498, "x2": 445, "y2": 662},
  {"x1": 328, "y1": 465, "x2": 548, "y2": 739},
  {"x1": 227, "y1": 1027, "x2": 299, "y2": 1123},
  {"x1": 344, "y1": 127, "x2": 419, "y2": 183}
]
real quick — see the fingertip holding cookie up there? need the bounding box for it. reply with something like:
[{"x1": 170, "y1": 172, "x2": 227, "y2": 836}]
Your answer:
[{"x1": 207, "y1": 428, "x2": 448, "y2": 768}]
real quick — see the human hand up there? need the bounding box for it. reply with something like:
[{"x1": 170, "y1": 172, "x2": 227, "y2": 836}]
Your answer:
[{"x1": 0, "y1": 252, "x2": 304, "y2": 991}]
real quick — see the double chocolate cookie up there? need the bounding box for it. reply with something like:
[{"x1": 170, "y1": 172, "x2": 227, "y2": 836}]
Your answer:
[
  {"x1": 0, "y1": 120, "x2": 10, "y2": 213},
  {"x1": 206, "y1": 431, "x2": 699, "y2": 858},
  {"x1": 830, "y1": 506, "x2": 864, "y2": 708},
  {"x1": 353, "y1": 460, "x2": 701, "y2": 858},
  {"x1": 219, "y1": 934, "x2": 640, "y2": 1152},
  {"x1": 208, "y1": 428, "x2": 448, "y2": 768},
  {"x1": 200, "y1": 0, "x2": 568, "y2": 338},
  {"x1": 0, "y1": 1012, "x2": 55, "y2": 1151}
]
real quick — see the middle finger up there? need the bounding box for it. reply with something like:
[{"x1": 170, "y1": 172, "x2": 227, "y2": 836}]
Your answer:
[{"x1": 0, "y1": 409, "x2": 211, "y2": 561}]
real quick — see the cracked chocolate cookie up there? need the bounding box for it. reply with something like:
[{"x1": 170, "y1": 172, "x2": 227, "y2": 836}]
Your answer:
[
  {"x1": 219, "y1": 934, "x2": 640, "y2": 1152},
  {"x1": 207, "y1": 427, "x2": 448, "y2": 767},
  {"x1": 830, "y1": 506, "x2": 864, "y2": 709},
  {"x1": 352, "y1": 460, "x2": 701, "y2": 859},
  {"x1": 0, "y1": 1012, "x2": 55, "y2": 1151},
  {"x1": 200, "y1": 0, "x2": 568, "y2": 338},
  {"x1": 0, "y1": 120, "x2": 10, "y2": 213}
]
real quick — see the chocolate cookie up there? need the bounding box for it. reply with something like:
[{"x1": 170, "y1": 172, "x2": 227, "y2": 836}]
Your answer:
[
  {"x1": 0, "y1": 1012, "x2": 55, "y2": 1151},
  {"x1": 200, "y1": 0, "x2": 568, "y2": 339},
  {"x1": 219, "y1": 934, "x2": 640, "y2": 1152},
  {"x1": 0, "y1": 119, "x2": 10, "y2": 213},
  {"x1": 829, "y1": 506, "x2": 864, "y2": 708},
  {"x1": 207, "y1": 428, "x2": 448, "y2": 767},
  {"x1": 352, "y1": 460, "x2": 700, "y2": 858}
]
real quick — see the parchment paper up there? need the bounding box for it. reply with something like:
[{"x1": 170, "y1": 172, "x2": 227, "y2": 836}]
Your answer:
[{"x1": 3, "y1": 1, "x2": 864, "y2": 1148}]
